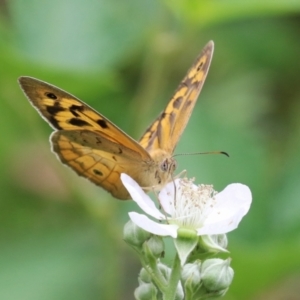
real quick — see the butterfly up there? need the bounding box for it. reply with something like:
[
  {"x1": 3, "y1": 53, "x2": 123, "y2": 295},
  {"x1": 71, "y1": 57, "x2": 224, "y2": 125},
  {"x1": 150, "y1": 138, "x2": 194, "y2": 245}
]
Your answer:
[{"x1": 18, "y1": 41, "x2": 214, "y2": 200}]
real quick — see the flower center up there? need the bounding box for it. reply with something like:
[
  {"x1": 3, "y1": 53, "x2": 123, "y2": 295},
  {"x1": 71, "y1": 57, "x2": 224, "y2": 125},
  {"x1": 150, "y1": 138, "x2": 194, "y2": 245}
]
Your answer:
[{"x1": 170, "y1": 178, "x2": 217, "y2": 229}]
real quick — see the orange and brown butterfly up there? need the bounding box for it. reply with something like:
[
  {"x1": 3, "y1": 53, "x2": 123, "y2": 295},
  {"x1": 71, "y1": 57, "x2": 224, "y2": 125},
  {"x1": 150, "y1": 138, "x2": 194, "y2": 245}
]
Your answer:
[{"x1": 18, "y1": 41, "x2": 214, "y2": 200}]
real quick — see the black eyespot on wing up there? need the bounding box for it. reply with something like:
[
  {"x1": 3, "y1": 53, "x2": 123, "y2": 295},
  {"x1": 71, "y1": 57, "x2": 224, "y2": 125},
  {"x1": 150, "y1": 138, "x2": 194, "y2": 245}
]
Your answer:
[
  {"x1": 93, "y1": 169, "x2": 103, "y2": 176},
  {"x1": 69, "y1": 118, "x2": 91, "y2": 127},
  {"x1": 46, "y1": 103, "x2": 65, "y2": 115},
  {"x1": 70, "y1": 104, "x2": 84, "y2": 111},
  {"x1": 69, "y1": 104, "x2": 84, "y2": 117},
  {"x1": 97, "y1": 119, "x2": 108, "y2": 129},
  {"x1": 161, "y1": 112, "x2": 166, "y2": 119},
  {"x1": 45, "y1": 92, "x2": 57, "y2": 100},
  {"x1": 197, "y1": 61, "x2": 204, "y2": 71}
]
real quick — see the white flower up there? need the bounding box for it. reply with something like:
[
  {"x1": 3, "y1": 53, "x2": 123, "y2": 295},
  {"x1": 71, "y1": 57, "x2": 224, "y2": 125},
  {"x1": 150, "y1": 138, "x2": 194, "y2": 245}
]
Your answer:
[{"x1": 121, "y1": 174, "x2": 252, "y2": 239}]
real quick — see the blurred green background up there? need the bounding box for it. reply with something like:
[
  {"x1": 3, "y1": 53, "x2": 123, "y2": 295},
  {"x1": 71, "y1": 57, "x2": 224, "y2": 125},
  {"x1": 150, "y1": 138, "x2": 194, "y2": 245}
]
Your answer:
[{"x1": 1, "y1": 0, "x2": 300, "y2": 299}]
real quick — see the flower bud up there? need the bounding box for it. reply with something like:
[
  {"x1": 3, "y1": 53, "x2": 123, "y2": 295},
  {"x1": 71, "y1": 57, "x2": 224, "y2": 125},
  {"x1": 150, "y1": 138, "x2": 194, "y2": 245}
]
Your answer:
[
  {"x1": 174, "y1": 283, "x2": 184, "y2": 300},
  {"x1": 123, "y1": 220, "x2": 151, "y2": 248},
  {"x1": 157, "y1": 262, "x2": 171, "y2": 280},
  {"x1": 134, "y1": 283, "x2": 157, "y2": 300},
  {"x1": 201, "y1": 258, "x2": 234, "y2": 292},
  {"x1": 143, "y1": 235, "x2": 164, "y2": 259},
  {"x1": 181, "y1": 261, "x2": 201, "y2": 292},
  {"x1": 157, "y1": 263, "x2": 184, "y2": 300},
  {"x1": 138, "y1": 268, "x2": 152, "y2": 284}
]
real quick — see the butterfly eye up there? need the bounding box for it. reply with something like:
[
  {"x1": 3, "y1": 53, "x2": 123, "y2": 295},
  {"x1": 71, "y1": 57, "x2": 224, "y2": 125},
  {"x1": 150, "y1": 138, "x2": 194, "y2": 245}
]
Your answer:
[{"x1": 160, "y1": 160, "x2": 169, "y2": 172}]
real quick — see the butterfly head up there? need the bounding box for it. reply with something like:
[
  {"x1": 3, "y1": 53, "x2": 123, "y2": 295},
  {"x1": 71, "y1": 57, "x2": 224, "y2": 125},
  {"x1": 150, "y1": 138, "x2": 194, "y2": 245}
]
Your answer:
[
  {"x1": 160, "y1": 157, "x2": 177, "y2": 176},
  {"x1": 149, "y1": 149, "x2": 177, "y2": 191}
]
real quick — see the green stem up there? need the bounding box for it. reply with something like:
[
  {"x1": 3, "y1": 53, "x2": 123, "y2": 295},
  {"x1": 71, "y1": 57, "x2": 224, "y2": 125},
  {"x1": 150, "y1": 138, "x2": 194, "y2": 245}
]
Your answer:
[
  {"x1": 138, "y1": 253, "x2": 167, "y2": 292},
  {"x1": 163, "y1": 253, "x2": 182, "y2": 300}
]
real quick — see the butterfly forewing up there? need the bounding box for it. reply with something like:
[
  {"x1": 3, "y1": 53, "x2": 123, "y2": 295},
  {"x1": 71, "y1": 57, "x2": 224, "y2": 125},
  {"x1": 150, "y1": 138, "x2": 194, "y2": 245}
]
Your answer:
[
  {"x1": 139, "y1": 41, "x2": 214, "y2": 154},
  {"x1": 19, "y1": 77, "x2": 151, "y2": 160}
]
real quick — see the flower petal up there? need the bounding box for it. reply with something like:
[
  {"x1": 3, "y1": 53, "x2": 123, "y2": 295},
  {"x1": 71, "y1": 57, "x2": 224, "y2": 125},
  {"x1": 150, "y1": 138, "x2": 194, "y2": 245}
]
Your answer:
[
  {"x1": 129, "y1": 212, "x2": 179, "y2": 238},
  {"x1": 197, "y1": 183, "x2": 252, "y2": 235},
  {"x1": 158, "y1": 179, "x2": 182, "y2": 214},
  {"x1": 121, "y1": 173, "x2": 165, "y2": 220}
]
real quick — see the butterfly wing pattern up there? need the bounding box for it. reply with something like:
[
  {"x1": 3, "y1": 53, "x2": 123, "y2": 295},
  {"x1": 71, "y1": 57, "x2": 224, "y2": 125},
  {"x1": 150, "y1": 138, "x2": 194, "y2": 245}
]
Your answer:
[
  {"x1": 18, "y1": 41, "x2": 214, "y2": 200},
  {"x1": 18, "y1": 77, "x2": 153, "y2": 199},
  {"x1": 139, "y1": 41, "x2": 214, "y2": 155}
]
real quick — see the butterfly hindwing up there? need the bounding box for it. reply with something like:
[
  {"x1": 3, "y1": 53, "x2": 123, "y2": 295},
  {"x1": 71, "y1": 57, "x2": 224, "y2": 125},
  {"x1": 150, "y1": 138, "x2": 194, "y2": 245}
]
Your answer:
[{"x1": 51, "y1": 130, "x2": 152, "y2": 199}]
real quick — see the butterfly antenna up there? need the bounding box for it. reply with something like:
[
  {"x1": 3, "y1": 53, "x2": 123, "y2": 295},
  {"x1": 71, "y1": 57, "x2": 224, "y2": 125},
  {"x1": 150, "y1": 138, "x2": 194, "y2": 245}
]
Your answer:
[{"x1": 173, "y1": 151, "x2": 229, "y2": 158}]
